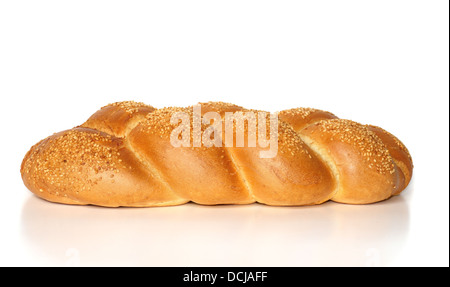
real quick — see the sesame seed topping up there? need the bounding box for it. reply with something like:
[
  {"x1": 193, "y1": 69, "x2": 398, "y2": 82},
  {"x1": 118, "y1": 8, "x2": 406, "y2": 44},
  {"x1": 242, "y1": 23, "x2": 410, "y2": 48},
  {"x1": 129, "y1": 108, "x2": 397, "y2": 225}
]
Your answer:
[
  {"x1": 109, "y1": 101, "x2": 154, "y2": 114},
  {"x1": 315, "y1": 119, "x2": 396, "y2": 174},
  {"x1": 279, "y1": 107, "x2": 337, "y2": 120},
  {"x1": 366, "y1": 124, "x2": 413, "y2": 162},
  {"x1": 23, "y1": 128, "x2": 123, "y2": 197}
]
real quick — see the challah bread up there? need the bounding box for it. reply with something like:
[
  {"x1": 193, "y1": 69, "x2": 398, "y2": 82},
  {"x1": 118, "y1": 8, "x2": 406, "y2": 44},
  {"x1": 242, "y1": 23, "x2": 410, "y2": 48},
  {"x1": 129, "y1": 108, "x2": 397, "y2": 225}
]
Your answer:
[{"x1": 21, "y1": 101, "x2": 413, "y2": 207}]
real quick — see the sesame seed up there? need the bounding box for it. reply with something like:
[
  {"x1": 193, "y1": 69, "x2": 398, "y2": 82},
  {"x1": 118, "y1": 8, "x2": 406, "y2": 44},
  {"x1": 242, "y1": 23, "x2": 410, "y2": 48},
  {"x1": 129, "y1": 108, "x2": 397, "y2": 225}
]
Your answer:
[
  {"x1": 315, "y1": 119, "x2": 396, "y2": 174},
  {"x1": 23, "y1": 128, "x2": 123, "y2": 197},
  {"x1": 109, "y1": 101, "x2": 154, "y2": 115}
]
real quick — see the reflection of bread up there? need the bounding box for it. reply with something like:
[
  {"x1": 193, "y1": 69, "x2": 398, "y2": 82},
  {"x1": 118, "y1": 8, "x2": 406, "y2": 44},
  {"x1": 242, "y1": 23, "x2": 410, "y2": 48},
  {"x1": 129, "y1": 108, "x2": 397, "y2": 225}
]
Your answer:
[
  {"x1": 20, "y1": 195, "x2": 410, "y2": 266},
  {"x1": 21, "y1": 101, "x2": 413, "y2": 207}
]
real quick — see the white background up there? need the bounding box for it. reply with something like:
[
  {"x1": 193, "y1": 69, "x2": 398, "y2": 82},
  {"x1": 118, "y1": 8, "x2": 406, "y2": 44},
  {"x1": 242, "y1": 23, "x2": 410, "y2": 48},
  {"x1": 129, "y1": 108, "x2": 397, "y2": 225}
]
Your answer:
[{"x1": 0, "y1": 1, "x2": 448, "y2": 267}]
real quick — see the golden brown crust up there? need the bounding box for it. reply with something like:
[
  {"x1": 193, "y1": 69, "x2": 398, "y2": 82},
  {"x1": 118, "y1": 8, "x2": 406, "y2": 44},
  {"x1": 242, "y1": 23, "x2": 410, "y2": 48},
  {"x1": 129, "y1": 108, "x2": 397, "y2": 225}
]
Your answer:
[
  {"x1": 21, "y1": 101, "x2": 413, "y2": 207},
  {"x1": 82, "y1": 101, "x2": 155, "y2": 138},
  {"x1": 199, "y1": 101, "x2": 244, "y2": 117},
  {"x1": 127, "y1": 102, "x2": 337, "y2": 206},
  {"x1": 21, "y1": 127, "x2": 186, "y2": 207},
  {"x1": 300, "y1": 119, "x2": 403, "y2": 204},
  {"x1": 224, "y1": 119, "x2": 337, "y2": 206},
  {"x1": 127, "y1": 107, "x2": 254, "y2": 205},
  {"x1": 278, "y1": 108, "x2": 338, "y2": 132},
  {"x1": 366, "y1": 125, "x2": 413, "y2": 194}
]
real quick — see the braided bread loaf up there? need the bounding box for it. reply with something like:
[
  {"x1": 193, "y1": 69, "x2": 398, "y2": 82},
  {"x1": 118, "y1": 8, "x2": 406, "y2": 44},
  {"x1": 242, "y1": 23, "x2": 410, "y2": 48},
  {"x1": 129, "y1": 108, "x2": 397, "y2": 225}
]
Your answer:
[{"x1": 21, "y1": 101, "x2": 413, "y2": 207}]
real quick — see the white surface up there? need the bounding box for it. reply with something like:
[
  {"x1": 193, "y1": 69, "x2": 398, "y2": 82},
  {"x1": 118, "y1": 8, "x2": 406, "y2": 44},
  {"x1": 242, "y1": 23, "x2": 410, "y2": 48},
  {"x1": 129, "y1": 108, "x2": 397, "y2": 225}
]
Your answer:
[{"x1": 0, "y1": 0, "x2": 448, "y2": 267}]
